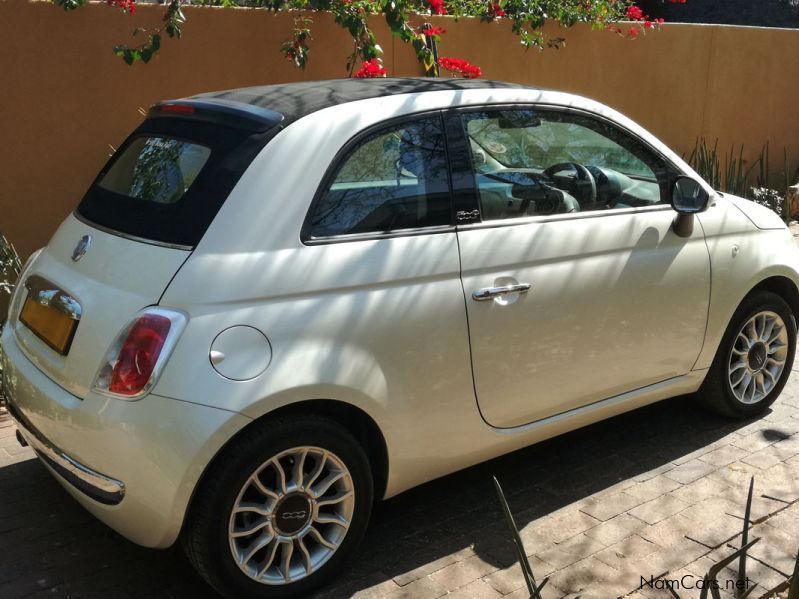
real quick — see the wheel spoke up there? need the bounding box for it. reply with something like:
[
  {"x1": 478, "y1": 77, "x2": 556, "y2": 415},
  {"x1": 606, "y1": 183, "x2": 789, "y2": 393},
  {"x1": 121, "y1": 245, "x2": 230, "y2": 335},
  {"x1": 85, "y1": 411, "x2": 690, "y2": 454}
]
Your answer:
[
  {"x1": 306, "y1": 525, "x2": 336, "y2": 550},
  {"x1": 255, "y1": 537, "x2": 280, "y2": 577},
  {"x1": 316, "y1": 489, "x2": 353, "y2": 507},
  {"x1": 272, "y1": 458, "x2": 288, "y2": 495},
  {"x1": 304, "y1": 451, "x2": 327, "y2": 490},
  {"x1": 314, "y1": 513, "x2": 350, "y2": 528},
  {"x1": 297, "y1": 538, "x2": 313, "y2": 576},
  {"x1": 731, "y1": 368, "x2": 748, "y2": 387},
  {"x1": 233, "y1": 502, "x2": 272, "y2": 517},
  {"x1": 280, "y1": 540, "x2": 294, "y2": 582},
  {"x1": 311, "y1": 471, "x2": 345, "y2": 498},
  {"x1": 231, "y1": 518, "x2": 270, "y2": 539},
  {"x1": 729, "y1": 360, "x2": 747, "y2": 373},
  {"x1": 736, "y1": 333, "x2": 751, "y2": 349},
  {"x1": 251, "y1": 476, "x2": 280, "y2": 502},
  {"x1": 241, "y1": 532, "x2": 275, "y2": 567},
  {"x1": 292, "y1": 448, "x2": 308, "y2": 491},
  {"x1": 762, "y1": 318, "x2": 776, "y2": 343}
]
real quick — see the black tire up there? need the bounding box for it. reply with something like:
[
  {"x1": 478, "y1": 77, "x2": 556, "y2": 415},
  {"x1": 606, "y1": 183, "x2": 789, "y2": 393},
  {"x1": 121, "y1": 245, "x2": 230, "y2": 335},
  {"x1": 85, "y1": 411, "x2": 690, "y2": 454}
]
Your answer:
[
  {"x1": 182, "y1": 414, "x2": 374, "y2": 598},
  {"x1": 699, "y1": 290, "x2": 796, "y2": 418}
]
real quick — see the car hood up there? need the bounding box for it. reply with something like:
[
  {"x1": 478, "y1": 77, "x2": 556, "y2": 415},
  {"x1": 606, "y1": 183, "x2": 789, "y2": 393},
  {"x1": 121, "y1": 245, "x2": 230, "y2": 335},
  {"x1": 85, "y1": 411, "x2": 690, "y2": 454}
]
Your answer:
[{"x1": 724, "y1": 193, "x2": 788, "y2": 231}]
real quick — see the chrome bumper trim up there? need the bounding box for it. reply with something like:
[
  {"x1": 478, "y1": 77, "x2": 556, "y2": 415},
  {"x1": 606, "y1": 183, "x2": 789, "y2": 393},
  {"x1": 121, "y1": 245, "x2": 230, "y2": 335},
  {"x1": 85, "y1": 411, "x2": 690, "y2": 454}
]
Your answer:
[{"x1": 5, "y1": 399, "x2": 125, "y2": 505}]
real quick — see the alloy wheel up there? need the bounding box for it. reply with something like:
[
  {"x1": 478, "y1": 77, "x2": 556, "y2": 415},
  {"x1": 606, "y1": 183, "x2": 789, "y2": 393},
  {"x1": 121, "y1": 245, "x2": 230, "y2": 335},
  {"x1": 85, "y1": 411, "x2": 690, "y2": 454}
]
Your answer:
[
  {"x1": 727, "y1": 310, "x2": 789, "y2": 404},
  {"x1": 228, "y1": 446, "x2": 355, "y2": 585}
]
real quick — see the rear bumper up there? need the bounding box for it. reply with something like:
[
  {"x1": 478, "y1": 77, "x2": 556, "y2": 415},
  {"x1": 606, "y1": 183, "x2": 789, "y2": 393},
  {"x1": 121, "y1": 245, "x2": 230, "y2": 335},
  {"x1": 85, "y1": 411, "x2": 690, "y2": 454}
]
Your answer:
[
  {"x1": 6, "y1": 401, "x2": 125, "y2": 505},
  {"x1": 0, "y1": 325, "x2": 251, "y2": 548}
]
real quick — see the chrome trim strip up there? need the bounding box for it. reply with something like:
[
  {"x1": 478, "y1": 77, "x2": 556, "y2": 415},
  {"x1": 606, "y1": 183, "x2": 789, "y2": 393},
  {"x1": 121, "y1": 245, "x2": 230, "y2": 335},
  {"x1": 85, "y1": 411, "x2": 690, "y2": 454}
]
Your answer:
[
  {"x1": 72, "y1": 210, "x2": 194, "y2": 252},
  {"x1": 4, "y1": 399, "x2": 125, "y2": 505}
]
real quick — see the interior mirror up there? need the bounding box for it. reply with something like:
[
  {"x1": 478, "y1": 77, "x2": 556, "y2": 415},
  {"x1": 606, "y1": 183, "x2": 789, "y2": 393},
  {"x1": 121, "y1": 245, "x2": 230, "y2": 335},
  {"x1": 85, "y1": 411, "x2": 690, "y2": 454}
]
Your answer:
[{"x1": 671, "y1": 176, "x2": 711, "y2": 214}]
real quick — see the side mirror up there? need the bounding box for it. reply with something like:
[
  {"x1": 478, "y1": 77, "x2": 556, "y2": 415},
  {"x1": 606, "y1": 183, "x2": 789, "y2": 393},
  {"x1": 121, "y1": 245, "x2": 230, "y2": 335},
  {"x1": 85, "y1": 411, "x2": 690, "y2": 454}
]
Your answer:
[
  {"x1": 672, "y1": 176, "x2": 711, "y2": 214},
  {"x1": 671, "y1": 177, "x2": 711, "y2": 237}
]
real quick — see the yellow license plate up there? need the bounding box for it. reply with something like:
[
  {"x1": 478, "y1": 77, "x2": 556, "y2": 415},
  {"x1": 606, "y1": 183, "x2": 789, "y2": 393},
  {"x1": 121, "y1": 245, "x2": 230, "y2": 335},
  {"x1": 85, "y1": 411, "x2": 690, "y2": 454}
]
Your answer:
[{"x1": 19, "y1": 279, "x2": 80, "y2": 356}]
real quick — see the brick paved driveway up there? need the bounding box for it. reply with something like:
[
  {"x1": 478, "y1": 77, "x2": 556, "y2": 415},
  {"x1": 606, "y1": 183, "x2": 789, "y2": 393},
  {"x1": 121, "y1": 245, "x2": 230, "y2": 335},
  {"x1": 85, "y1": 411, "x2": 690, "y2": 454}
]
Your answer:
[{"x1": 1, "y1": 377, "x2": 798, "y2": 598}]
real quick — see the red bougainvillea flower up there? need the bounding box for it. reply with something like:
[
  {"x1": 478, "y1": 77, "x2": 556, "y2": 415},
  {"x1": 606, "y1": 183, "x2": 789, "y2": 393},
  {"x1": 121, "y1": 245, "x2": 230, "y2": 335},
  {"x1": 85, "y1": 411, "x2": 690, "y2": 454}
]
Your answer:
[
  {"x1": 421, "y1": 25, "x2": 447, "y2": 37},
  {"x1": 487, "y1": 2, "x2": 506, "y2": 18},
  {"x1": 439, "y1": 57, "x2": 482, "y2": 79},
  {"x1": 427, "y1": 0, "x2": 446, "y2": 15},
  {"x1": 353, "y1": 59, "x2": 387, "y2": 78},
  {"x1": 107, "y1": 0, "x2": 136, "y2": 14},
  {"x1": 629, "y1": 27, "x2": 639, "y2": 38},
  {"x1": 644, "y1": 19, "x2": 653, "y2": 29},
  {"x1": 625, "y1": 5, "x2": 643, "y2": 21}
]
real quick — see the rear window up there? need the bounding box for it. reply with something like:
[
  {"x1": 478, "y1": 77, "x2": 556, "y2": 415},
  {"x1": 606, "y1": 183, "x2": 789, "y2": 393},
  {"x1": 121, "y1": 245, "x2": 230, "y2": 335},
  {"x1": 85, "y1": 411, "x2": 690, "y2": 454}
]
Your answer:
[
  {"x1": 97, "y1": 137, "x2": 211, "y2": 205},
  {"x1": 78, "y1": 118, "x2": 274, "y2": 248}
]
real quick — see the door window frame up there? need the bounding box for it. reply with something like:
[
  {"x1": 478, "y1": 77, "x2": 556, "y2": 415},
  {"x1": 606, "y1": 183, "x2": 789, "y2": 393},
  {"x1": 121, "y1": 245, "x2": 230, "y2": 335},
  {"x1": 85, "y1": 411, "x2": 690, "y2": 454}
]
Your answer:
[
  {"x1": 300, "y1": 110, "x2": 457, "y2": 245},
  {"x1": 442, "y1": 103, "x2": 686, "y2": 229}
]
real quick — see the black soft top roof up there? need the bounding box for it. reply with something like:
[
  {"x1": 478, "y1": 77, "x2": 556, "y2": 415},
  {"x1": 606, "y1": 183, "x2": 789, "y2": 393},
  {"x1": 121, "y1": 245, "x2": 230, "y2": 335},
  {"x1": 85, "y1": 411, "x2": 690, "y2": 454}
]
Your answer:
[{"x1": 190, "y1": 77, "x2": 531, "y2": 126}]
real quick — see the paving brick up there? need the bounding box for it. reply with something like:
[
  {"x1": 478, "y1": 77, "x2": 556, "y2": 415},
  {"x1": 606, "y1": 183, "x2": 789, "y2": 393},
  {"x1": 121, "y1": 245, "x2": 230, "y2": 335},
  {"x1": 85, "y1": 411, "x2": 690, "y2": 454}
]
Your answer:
[
  {"x1": 664, "y1": 458, "x2": 718, "y2": 484},
  {"x1": 579, "y1": 490, "x2": 641, "y2": 522},
  {"x1": 392, "y1": 547, "x2": 474, "y2": 586},
  {"x1": 671, "y1": 440, "x2": 728, "y2": 465},
  {"x1": 374, "y1": 576, "x2": 447, "y2": 599},
  {"x1": 428, "y1": 554, "x2": 499, "y2": 592},
  {"x1": 441, "y1": 578, "x2": 503, "y2": 599},
  {"x1": 628, "y1": 494, "x2": 690, "y2": 525},
  {"x1": 742, "y1": 447, "x2": 787, "y2": 470},
  {"x1": 733, "y1": 430, "x2": 784, "y2": 453},
  {"x1": 594, "y1": 534, "x2": 661, "y2": 571},
  {"x1": 583, "y1": 513, "x2": 648, "y2": 546},
  {"x1": 632, "y1": 464, "x2": 676, "y2": 483},
  {"x1": 528, "y1": 509, "x2": 600, "y2": 544},
  {"x1": 671, "y1": 476, "x2": 732, "y2": 504},
  {"x1": 699, "y1": 445, "x2": 751, "y2": 468},
  {"x1": 481, "y1": 556, "x2": 554, "y2": 596},
  {"x1": 547, "y1": 556, "x2": 624, "y2": 596},
  {"x1": 747, "y1": 524, "x2": 799, "y2": 576},
  {"x1": 534, "y1": 533, "x2": 606, "y2": 570},
  {"x1": 624, "y1": 476, "x2": 682, "y2": 504},
  {"x1": 684, "y1": 514, "x2": 743, "y2": 549},
  {"x1": 707, "y1": 461, "x2": 761, "y2": 488},
  {"x1": 758, "y1": 462, "x2": 799, "y2": 502}
]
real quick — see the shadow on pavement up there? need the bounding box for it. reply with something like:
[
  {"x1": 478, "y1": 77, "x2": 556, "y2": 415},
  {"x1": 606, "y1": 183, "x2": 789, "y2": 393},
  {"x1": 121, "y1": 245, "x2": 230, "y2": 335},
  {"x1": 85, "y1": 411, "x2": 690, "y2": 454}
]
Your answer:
[{"x1": 0, "y1": 395, "x2": 779, "y2": 598}]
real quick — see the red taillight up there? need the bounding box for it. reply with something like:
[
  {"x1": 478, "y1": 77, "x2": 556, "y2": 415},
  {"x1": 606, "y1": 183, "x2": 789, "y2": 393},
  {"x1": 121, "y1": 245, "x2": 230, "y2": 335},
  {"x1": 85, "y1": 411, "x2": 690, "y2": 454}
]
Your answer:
[
  {"x1": 160, "y1": 104, "x2": 195, "y2": 114},
  {"x1": 107, "y1": 314, "x2": 171, "y2": 396}
]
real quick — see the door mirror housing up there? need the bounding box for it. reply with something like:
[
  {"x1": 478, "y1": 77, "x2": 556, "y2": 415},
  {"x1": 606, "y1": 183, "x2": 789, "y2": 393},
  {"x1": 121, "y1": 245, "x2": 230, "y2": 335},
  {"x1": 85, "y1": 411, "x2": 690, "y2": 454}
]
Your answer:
[
  {"x1": 671, "y1": 177, "x2": 711, "y2": 238},
  {"x1": 671, "y1": 176, "x2": 711, "y2": 214}
]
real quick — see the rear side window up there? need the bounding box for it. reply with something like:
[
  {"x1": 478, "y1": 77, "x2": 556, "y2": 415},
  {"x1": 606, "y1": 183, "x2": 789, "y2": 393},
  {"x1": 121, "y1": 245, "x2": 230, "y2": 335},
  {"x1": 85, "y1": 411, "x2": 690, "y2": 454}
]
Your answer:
[
  {"x1": 97, "y1": 137, "x2": 211, "y2": 205},
  {"x1": 306, "y1": 116, "x2": 451, "y2": 238}
]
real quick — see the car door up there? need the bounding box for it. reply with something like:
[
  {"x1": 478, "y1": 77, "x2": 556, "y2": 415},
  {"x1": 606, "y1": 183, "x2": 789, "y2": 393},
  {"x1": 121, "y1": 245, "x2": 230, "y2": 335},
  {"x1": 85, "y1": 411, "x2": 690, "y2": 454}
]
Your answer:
[{"x1": 448, "y1": 107, "x2": 711, "y2": 428}]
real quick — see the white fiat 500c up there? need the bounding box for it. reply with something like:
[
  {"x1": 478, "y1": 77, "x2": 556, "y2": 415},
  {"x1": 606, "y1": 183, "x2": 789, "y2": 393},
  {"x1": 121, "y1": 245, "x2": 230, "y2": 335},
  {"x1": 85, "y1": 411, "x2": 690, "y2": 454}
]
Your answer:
[{"x1": 2, "y1": 78, "x2": 798, "y2": 597}]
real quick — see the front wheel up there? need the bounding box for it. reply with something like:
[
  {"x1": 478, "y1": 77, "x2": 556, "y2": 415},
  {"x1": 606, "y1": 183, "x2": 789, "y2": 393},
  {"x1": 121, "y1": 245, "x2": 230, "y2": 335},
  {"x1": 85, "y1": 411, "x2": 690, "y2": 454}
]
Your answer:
[
  {"x1": 182, "y1": 415, "x2": 374, "y2": 598},
  {"x1": 700, "y1": 290, "x2": 796, "y2": 418}
]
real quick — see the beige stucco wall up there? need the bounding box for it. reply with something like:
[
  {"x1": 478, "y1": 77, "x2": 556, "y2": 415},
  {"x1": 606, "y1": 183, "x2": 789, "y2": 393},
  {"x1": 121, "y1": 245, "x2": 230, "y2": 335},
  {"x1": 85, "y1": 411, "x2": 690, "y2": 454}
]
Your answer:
[{"x1": 2, "y1": 0, "x2": 798, "y2": 257}]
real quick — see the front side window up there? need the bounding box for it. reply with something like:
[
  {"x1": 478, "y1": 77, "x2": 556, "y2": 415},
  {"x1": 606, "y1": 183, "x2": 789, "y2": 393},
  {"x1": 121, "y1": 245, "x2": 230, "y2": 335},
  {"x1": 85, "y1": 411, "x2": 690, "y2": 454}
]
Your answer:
[
  {"x1": 307, "y1": 116, "x2": 451, "y2": 238},
  {"x1": 461, "y1": 109, "x2": 676, "y2": 221}
]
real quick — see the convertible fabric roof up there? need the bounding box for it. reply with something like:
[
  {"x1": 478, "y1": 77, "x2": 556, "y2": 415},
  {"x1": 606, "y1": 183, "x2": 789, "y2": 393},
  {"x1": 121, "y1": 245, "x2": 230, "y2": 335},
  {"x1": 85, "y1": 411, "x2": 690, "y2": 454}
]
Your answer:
[{"x1": 191, "y1": 78, "x2": 531, "y2": 125}]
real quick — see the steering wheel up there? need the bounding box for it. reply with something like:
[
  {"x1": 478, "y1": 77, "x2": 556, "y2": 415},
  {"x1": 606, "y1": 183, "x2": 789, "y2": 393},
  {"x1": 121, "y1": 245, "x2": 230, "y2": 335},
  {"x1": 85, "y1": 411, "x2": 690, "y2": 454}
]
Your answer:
[{"x1": 543, "y1": 162, "x2": 597, "y2": 207}]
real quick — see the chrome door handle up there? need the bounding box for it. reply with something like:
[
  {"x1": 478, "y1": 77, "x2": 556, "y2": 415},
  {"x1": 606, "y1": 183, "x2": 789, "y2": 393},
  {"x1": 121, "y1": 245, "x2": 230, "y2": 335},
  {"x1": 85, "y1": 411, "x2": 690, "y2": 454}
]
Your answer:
[{"x1": 472, "y1": 283, "x2": 532, "y2": 301}]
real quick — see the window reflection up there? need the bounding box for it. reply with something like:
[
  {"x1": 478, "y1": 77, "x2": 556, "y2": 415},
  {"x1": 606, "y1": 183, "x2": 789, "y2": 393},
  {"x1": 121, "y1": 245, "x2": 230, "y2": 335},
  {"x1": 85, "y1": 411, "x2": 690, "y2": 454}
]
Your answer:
[{"x1": 309, "y1": 117, "x2": 451, "y2": 237}]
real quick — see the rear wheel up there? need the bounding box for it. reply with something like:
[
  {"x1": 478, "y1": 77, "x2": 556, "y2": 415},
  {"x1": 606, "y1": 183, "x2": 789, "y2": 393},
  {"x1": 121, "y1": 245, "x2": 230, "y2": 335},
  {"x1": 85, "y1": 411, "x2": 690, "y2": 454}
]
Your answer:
[
  {"x1": 700, "y1": 290, "x2": 796, "y2": 418},
  {"x1": 183, "y1": 415, "x2": 373, "y2": 598}
]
